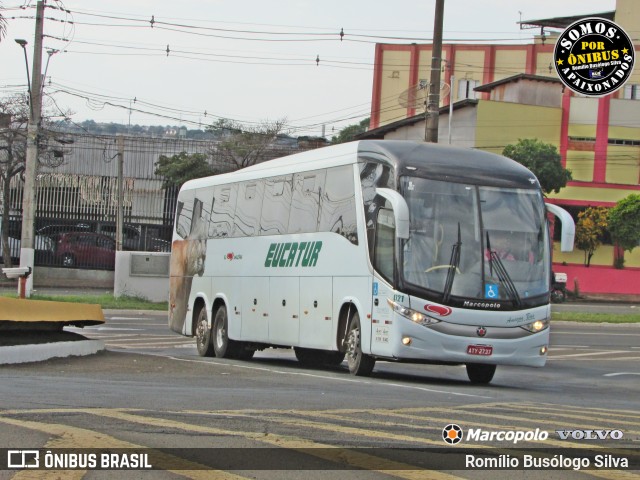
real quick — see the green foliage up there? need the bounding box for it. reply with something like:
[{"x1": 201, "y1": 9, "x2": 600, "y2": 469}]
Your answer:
[
  {"x1": 502, "y1": 138, "x2": 572, "y2": 195},
  {"x1": 608, "y1": 193, "x2": 640, "y2": 254},
  {"x1": 154, "y1": 151, "x2": 216, "y2": 188},
  {"x1": 575, "y1": 206, "x2": 608, "y2": 267},
  {"x1": 332, "y1": 118, "x2": 370, "y2": 144}
]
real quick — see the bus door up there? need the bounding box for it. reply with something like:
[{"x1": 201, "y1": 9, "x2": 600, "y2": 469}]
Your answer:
[{"x1": 371, "y1": 207, "x2": 398, "y2": 357}]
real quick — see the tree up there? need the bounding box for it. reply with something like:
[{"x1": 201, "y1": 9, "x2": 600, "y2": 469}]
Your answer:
[
  {"x1": 332, "y1": 118, "x2": 370, "y2": 144},
  {"x1": 0, "y1": 96, "x2": 29, "y2": 268},
  {"x1": 502, "y1": 139, "x2": 572, "y2": 195},
  {"x1": 575, "y1": 206, "x2": 608, "y2": 267},
  {"x1": 0, "y1": 95, "x2": 69, "y2": 269},
  {"x1": 208, "y1": 118, "x2": 288, "y2": 170},
  {"x1": 154, "y1": 151, "x2": 217, "y2": 189},
  {"x1": 0, "y1": 3, "x2": 7, "y2": 42},
  {"x1": 607, "y1": 193, "x2": 640, "y2": 267}
]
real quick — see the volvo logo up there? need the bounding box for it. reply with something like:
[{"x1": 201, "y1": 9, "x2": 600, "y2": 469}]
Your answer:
[{"x1": 476, "y1": 326, "x2": 487, "y2": 337}]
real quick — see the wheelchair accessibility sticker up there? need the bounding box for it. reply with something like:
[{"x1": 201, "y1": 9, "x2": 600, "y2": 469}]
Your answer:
[{"x1": 485, "y1": 283, "x2": 499, "y2": 299}]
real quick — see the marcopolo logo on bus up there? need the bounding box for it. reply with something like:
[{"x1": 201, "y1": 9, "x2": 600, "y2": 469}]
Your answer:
[{"x1": 264, "y1": 241, "x2": 323, "y2": 268}]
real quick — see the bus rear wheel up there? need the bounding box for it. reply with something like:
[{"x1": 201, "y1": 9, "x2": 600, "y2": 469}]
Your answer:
[
  {"x1": 213, "y1": 305, "x2": 240, "y2": 358},
  {"x1": 466, "y1": 363, "x2": 496, "y2": 384},
  {"x1": 195, "y1": 306, "x2": 214, "y2": 357},
  {"x1": 346, "y1": 312, "x2": 375, "y2": 376}
]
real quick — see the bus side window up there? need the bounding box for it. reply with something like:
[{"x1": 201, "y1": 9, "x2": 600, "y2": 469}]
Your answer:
[
  {"x1": 319, "y1": 165, "x2": 358, "y2": 245},
  {"x1": 260, "y1": 175, "x2": 292, "y2": 235},
  {"x1": 209, "y1": 184, "x2": 238, "y2": 238},
  {"x1": 288, "y1": 169, "x2": 326, "y2": 234},
  {"x1": 233, "y1": 181, "x2": 265, "y2": 237},
  {"x1": 375, "y1": 208, "x2": 396, "y2": 283}
]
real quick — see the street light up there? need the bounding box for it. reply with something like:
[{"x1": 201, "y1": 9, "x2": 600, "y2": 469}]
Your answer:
[{"x1": 14, "y1": 39, "x2": 32, "y2": 116}]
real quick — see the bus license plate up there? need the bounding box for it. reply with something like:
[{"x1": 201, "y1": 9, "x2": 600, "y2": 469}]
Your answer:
[{"x1": 467, "y1": 345, "x2": 493, "y2": 356}]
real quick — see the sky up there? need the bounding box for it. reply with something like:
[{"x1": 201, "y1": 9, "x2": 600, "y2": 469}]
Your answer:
[{"x1": 0, "y1": 0, "x2": 617, "y2": 137}]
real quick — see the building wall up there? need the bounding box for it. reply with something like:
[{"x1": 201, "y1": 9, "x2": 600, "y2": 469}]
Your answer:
[
  {"x1": 371, "y1": 42, "x2": 555, "y2": 129},
  {"x1": 474, "y1": 101, "x2": 561, "y2": 155},
  {"x1": 615, "y1": 0, "x2": 640, "y2": 89}
]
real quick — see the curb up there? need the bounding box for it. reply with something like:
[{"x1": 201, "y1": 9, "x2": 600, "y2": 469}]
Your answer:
[{"x1": 0, "y1": 340, "x2": 105, "y2": 365}]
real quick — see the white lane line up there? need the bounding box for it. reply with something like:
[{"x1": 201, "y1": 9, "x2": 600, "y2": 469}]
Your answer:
[
  {"x1": 158, "y1": 355, "x2": 492, "y2": 399},
  {"x1": 548, "y1": 350, "x2": 628, "y2": 360},
  {"x1": 603, "y1": 372, "x2": 640, "y2": 377},
  {"x1": 552, "y1": 332, "x2": 640, "y2": 336}
]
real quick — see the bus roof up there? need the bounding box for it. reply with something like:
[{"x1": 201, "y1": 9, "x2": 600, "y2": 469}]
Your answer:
[{"x1": 180, "y1": 140, "x2": 540, "y2": 192}]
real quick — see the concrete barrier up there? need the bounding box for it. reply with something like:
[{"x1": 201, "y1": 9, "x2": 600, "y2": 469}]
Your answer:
[{"x1": 114, "y1": 251, "x2": 169, "y2": 302}]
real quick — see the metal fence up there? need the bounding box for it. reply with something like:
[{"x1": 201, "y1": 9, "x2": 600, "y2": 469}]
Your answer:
[{"x1": 1, "y1": 132, "x2": 308, "y2": 273}]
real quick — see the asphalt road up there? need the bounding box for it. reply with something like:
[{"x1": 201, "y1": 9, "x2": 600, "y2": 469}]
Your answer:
[{"x1": 0, "y1": 311, "x2": 638, "y2": 479}]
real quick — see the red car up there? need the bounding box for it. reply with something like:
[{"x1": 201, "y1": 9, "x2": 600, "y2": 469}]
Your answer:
[{"x1": 55, "y1": 232, "x2": 116, "y2": 269}]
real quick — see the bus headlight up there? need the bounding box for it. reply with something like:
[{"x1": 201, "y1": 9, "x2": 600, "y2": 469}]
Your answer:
[
  {"x1": 520, "y1": 319, "x2": 549, "y2": 333},
  {"x1": 387, "y1": 299, "x2": 440, "y2": 326}
]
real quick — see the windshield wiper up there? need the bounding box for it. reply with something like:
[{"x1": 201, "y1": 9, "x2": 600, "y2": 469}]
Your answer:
[
  {"x1": 486, "y1": 232, "x2": 521, "y2": 306},
  {"x1": 442, "y1": 223, "x2": 462, "y2": 303}
]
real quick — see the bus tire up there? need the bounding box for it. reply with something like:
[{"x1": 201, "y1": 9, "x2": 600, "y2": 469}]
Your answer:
[
  {"x1": 466, "y1": 363, "x2": 496, "y2": 384},
  {"x1": 195, "y1": 306, "x2": 215, "y2": 357},
  {"x1": 346, "y1": 311, "x2": 375, "y2": 376},
  {"x1": 213, "y1": 304, "x2": 239, "y2": 358}
]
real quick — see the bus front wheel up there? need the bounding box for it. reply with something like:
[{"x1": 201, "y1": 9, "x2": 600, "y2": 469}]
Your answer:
[
  {"x1": 466, "y1": 363, "x2": 496, "y2": 384},
  {"x1": 195, "y1": 306, "x2": 214, "y2": 357},
  {"x1": 213, "y1": 305, "x2": 239, "y2": 358},
  {"x1": 346, "y1": 312, "x2": 375, "y2": 376}
]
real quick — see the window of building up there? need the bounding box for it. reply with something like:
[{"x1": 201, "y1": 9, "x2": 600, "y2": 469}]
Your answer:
[
  {"x1": 458, "y1": 79, "x2": 480, "y2": 100},
  {"x1": 623, "y1": 83, "x2": 639, "y2": 100}
]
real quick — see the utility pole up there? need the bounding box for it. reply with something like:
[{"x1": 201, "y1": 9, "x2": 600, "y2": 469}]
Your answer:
[
  {"x1": 425, "y1": 0, "x2": 445, "y2": 143},
  {"x1": 116, "y1": 135, "x2": 124, "y2": 252},
  {"x1": 19, "y1": 0, "x2": 45, "y2": 298}
]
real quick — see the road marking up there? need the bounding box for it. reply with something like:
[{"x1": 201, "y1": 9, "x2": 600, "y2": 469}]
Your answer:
[
  {"x1": 27, "y1": 408, "x2": 462, "y2": 480},
  {"x1": 553, "y1": 332, "x2": 640, "y2": 336},
  {"x1": 604, "y1": 372, "x2": 640, "y2": 377},
  {"x1": 162, "y1": 355, "x2": 492, "y2": 399},
  {"x1": 547, "y1": 350, "x2": 628, "y2": 359},
  {"x1": 549, "y1": 345, "x2": 591, "y2": 348}
]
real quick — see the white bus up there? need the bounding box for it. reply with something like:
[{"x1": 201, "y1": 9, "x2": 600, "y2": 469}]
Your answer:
[{"x1": 169, "y1": 140, "x2": 575, "y2": 384}]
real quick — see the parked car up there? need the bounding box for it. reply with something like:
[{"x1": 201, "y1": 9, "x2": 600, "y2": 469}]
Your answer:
[
  {"x1": 54, "y1": 232, "x2": 116, "y2": 269},
  {"x1": 0, "y1": 224, "x2": 57, "y2": 262}
]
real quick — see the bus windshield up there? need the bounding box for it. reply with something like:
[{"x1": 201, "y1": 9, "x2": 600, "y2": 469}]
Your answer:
[{"x1": 400, "y1": 177, "x2": 549, "y2": 303}]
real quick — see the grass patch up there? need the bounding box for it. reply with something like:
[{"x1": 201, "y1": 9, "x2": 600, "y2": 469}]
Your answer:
[
  {"x1": 552, "y1": 311, "x2": 640, "y2": 323},
  {"x1": 1, "y1": 292, "x2": 167, "y2": 311}
]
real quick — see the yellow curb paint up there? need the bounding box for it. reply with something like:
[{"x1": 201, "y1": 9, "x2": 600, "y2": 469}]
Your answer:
[{"x1": 0, "y1": 297, "x2": 104, "y2": 326}]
